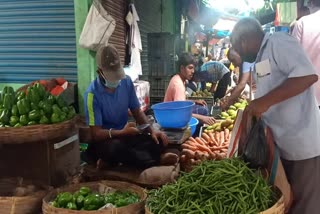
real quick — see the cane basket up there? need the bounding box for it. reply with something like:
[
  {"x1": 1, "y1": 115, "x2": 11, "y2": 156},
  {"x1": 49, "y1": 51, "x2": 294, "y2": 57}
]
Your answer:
[
  {"x1": 0, "y1": 177, "x2": 50, "y2": 214},
  {"x1": 42, "y1": 180, "x2": 147, "y2": 214},
  {"x1": 0, "y1": 116, "x2": 78, "y2": 144}
]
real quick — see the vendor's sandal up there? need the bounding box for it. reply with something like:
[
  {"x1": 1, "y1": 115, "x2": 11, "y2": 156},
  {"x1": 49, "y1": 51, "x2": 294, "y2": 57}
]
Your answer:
[{"x1": 160, "y1": 153, "x2": 179, "y2": 166}]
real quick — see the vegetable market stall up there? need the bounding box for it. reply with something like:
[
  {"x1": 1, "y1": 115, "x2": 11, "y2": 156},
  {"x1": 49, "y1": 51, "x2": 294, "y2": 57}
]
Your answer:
[
  {"x1": 142, "y1": 94, "x2": 290, "y2": 213},
  {"x1": 0, "y1": 83, "x2": 80, "y2": 187}
]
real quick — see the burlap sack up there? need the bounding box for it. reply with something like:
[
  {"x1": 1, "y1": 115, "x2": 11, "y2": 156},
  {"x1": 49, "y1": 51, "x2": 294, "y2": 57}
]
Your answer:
[{"x1": 82, "y1": 163, "x2": 180, "y2": 188}]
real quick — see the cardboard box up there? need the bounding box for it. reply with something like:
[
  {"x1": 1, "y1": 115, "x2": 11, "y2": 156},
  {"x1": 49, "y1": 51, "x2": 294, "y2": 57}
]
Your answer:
[{"x1": 0, "y1": 132, "x2": 80, "y2": 187}]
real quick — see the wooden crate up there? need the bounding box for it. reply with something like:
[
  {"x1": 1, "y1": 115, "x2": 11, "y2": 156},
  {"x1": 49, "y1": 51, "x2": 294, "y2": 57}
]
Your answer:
[{"x1": 0, "y1": 131, "x2": 80, "y2": 187}]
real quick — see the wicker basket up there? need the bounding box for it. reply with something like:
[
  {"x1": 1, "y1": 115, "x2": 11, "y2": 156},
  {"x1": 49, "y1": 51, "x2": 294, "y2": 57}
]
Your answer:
[
  {"x1": 260, "y1": 194, "x2": 285, "y2": 214},
  {"x1": 145, "y1": 193, "x2": 285, "y2": 214},
  {"x1": 0, "y1": 177, "x2": 50, "y2": 214},
  {"x1": 42, "y1": 180, "x2": 147, "y2": 214},
  {"x1": 0, "y1": 116, "x2": 78, "y2": 144}
]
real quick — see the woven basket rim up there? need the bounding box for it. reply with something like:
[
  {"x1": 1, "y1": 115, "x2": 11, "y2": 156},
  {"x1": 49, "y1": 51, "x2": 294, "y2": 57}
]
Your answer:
[{"x1": 0, "y1": 116, "x2": 78, "y2": 144}]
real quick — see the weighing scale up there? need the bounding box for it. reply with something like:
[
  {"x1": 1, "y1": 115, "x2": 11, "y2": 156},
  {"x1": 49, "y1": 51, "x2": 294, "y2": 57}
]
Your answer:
[{"x1": 160, "y1": 126, "x2": 191, "y2": 145}]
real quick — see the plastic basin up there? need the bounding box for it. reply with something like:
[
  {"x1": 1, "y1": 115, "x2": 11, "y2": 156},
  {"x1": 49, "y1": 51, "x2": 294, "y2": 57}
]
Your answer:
[
  {"x1": 189, "y1": 117, "x2": 199, "y2": 136},
  {"x1": 151, "y1": 101, "x2": 195, "y2": 128}
]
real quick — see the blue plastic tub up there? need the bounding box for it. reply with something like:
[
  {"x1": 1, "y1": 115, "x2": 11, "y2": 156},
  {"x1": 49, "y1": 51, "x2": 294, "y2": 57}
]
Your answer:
[
  {"x1": 151, "y1": 101, "x2": 195, "y2": 128},
  {"x1": 189, "y1": 117, "x2": 199, "y2": 136}
]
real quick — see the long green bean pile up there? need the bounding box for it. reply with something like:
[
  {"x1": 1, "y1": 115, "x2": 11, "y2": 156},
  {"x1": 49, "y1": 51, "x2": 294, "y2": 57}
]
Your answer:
[{"x1": 147, "y1": 158, "x2": 277, "y2": 214}]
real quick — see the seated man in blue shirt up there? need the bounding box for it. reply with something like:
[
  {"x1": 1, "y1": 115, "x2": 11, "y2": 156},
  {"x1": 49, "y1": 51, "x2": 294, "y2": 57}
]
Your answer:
[{"x1": 83, "y1": 45, "x2": 176, "y2": 169}]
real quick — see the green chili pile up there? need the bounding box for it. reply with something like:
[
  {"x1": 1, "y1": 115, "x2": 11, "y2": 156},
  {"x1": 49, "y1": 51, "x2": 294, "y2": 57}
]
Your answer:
[{"x1": 147, "y1": 158, "x2": 277, "y2": 214}]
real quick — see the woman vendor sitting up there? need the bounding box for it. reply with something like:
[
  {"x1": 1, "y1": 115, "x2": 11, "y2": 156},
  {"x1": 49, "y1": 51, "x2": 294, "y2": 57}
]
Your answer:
[{"x1": 82, "y1": 45, "x2": 178, "y2": 169}]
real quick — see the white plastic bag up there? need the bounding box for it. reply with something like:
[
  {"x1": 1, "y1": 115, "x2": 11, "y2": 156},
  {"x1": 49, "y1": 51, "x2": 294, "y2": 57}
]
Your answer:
[{"x1": 79, "y1": 0, "x2": 116, "y2": 51}]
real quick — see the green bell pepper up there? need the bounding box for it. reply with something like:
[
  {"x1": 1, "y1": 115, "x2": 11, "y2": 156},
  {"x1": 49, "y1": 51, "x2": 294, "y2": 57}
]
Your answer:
[
  {"x1": 17, "y1": 98, "x2": 30, "y2": 115},
  {"x1": 83, "y1": 194, "x2": 105, "y2": 211},
  {"x1": 57, "y1": 192, "x2": 73, "y2": 208},
  {"x1": 34, "y1": 83, "x2": 46, "y2": 99},
  {"x1": 76, "y1": 195, "x2": 85, "y2": 209},
  {"x1": 67, "y1": 106, "x2": 76, "y2": 120},
  {"x1": 26, "y1": 86, "x2": 32, "y2": 98},
  {"x1": 56, "y1": 96, "x2": 67, "y2": 108},
  {"x1": 39, "y1": 115, "x2": 49, "y2": 124},
  {"x1": 28, "y1": 88, "x2": 40, "y2": 105},
  {"x1": 60, "y1": 112, "x2": 67, "y2": 122},
  {"x1": 104, "y1": 194, "x2": 116, "y2": 204},
  {"x1": 15, "y1": 91, "x2": 26, "y2": 101},
  {"x1": 79, "y1": 187, "x2": 91, "y2": 197},
  {"x1": 115, "y1": 198, "x2": 129, "y2": 207},
  {"x1": 28, "y1": 121, "x2": 37, "y2": 126},
  {"x1": 28, "y1": 110, "x2": 40, "y2": 121},
  {"x1": 19, "y1": 115, "x2": 28, "y2": 126},
  {"x1": 3, "y1": 93, "x2": 14, "y2": 110},
  {"x1": 40, "y1": 109, "x2": 45, "y2": 116},
  {"x1": 30, "y1": 102, "x2": 39, "y2": 110},
  {"x1": 42, "y1": 101, "x2": 52, "y2": 115},
  {"x1": 11, "y1": 105, "x2": 19, "y2": 116},
  {"x1": 14, "y1": 123, "x2": 22, "y2": 128},
  {"x1": 9, "y1": 116, "x2": 19, "y2": 127},
  {"x1": 47, "y1": 95, "x2": 55, "y2": 105},
  {"x1": 38, "y1": 100, "x2": 44, "y2": 109},
  {"x1": 52, "y1": 200, "x2": 59, "y2": 208},
  {"x1": 66, "y1": 202, "x2": 77, "y2": 210},
  {"x1": 0, "y1": 86, "x2": 15, "y2": 104},
  {"x1": 72, "y1": 191, "x2": 81, "y2": 203},
  {"x1": 62, "y1": 106, "x2": 69, "y2": 113},
  {"x1": 51, "y1": 113, "x2": 60, "y2": 124},
  {"x1": 52, "y1": 104, "x2": 62, "y2": 114},
  {"x1": 0, "y1": 109, "x2": 10, "y2": 125},
  {"x1": 2, "y1": 86, "x2": 14, "y2": 95},
  {"x1": 43, "y1": 91, "x2": 50, "y2": 99}
]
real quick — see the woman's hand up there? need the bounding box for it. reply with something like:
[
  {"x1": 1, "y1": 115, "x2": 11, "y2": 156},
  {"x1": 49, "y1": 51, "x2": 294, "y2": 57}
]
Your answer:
[
  {"x1": 195, "y1": 99, "x2": 207, "y2": 106},
  {"x1": 198, "y1": 115, "x2": 215, "y2": 125},
  {"x1": 151, "y1": 130, "x2": 169, "y2": 146},
  {"x1": 121, "y1": 122, "x2": 140, "y2": 136}
]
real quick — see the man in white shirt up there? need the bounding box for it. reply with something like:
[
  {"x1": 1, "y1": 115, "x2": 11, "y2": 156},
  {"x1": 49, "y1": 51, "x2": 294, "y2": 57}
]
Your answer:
[
  {"x1": 292, "y1": 0, "x2": 320, "y2": 107},
  {"x1": 231, "y1": 17, "x2": 320, "y2": 214}
]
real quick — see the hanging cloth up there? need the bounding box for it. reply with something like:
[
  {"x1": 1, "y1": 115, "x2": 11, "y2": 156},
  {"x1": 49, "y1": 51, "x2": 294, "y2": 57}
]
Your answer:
[{"x1": 126, "y1": 3, "x2": 143, "y2": 80}]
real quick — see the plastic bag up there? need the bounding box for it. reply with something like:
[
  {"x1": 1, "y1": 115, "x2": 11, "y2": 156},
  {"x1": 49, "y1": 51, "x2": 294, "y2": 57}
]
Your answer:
[
  {"x1": 79, "y1": 0, "x2": 116, "y2": 51},
  {"x1": 243, "y1": 118, "x2": 269, "y2": 169}
]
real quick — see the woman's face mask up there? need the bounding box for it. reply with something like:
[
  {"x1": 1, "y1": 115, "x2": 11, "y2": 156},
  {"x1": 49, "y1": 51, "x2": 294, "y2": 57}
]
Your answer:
[
  {"x1": 104, "y1": 78, "x2": 121, "y2": 88},
  {"x1": 99, "y1": 70, "x2": 121, "y2": 89}
]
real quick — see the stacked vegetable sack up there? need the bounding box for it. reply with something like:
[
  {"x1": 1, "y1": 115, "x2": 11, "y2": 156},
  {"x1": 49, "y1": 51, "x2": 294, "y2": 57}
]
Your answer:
[
  {"x1": 51, "y1": 186, "x2": 140, "y2": 211},
  {"x1": 0, "y1": 85, "x2": 76, "y2": 127},
  {"x1": 147, "y1": 158, "x2": 278, "y2": 214}
]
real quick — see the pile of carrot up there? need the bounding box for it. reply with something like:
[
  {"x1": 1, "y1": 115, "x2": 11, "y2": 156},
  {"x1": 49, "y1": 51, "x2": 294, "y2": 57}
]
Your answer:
[{"x1": 180, "y1": 129, "x2": 231, "y2": 171}]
